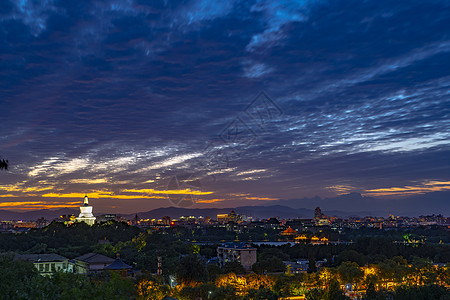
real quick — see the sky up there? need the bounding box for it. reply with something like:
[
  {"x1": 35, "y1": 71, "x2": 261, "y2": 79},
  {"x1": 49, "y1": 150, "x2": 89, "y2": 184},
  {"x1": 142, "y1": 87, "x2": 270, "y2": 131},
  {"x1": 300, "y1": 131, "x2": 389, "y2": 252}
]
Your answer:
[{"x1": 0, "y1": 0, "x2": 449, "y2": 214}]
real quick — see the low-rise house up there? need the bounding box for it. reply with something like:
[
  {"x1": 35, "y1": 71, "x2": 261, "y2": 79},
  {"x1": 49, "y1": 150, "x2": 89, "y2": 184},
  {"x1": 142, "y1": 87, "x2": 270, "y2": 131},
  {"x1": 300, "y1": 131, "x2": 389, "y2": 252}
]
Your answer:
[
  {"x1": 16, "y1": 253, "x2": 73, "y2": 276},
  {"x1": 283, "y1": 260, "x2": 309, "y2": 274},
  {"x1": 74, "y1": 253, "x2": 115, "y2": 274},
  {"x1": 217, "y1": 243, "x2": 257, "y2": 270}
]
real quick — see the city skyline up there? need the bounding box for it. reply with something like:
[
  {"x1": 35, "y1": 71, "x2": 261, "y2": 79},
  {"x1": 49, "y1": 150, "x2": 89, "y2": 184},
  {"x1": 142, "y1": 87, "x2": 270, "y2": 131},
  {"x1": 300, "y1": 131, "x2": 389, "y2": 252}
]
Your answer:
[{"x1": 1, "y1": 0, "x2": 450, "y2": 214}]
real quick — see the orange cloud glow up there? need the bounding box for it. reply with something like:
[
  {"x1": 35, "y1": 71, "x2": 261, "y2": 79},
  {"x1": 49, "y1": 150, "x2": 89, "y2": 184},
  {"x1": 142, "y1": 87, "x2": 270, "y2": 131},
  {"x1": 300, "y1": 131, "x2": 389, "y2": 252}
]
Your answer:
[
  {"x1": 326, "y1": 184, "x2": 355, "y2": 194},
  {"x1": 41, "y1": 192, "x2": 166, "y2": 199},
  {"x1": 245, "y1": 196, "x2": 279, "y2": 201},
  {"x1": 0, "y1": 201, "x2": 81, "y2": 210},
  {"x1": 196, "y1": 199, "x2": 225, "y2": 204},
  {"x1": 123, "y1": 188, "x2": 213, "y2": 195},
  {"x1": 364, "y1": 180, "x2": 450, "y2": 197}
]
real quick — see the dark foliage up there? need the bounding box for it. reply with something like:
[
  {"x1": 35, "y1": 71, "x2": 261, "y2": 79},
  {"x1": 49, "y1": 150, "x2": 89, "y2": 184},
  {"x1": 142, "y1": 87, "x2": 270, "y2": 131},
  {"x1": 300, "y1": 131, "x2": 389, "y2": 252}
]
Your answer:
[{"x1": 0, "y1": 158, "x2": 8, "y2": 170}]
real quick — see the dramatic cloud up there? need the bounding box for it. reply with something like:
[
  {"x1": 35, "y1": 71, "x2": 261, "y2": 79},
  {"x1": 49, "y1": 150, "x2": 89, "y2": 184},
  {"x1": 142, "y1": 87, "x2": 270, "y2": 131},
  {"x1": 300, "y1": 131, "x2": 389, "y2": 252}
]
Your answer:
[{"x1": 0, "y1": 0, "x2": 449, "y2": 213}]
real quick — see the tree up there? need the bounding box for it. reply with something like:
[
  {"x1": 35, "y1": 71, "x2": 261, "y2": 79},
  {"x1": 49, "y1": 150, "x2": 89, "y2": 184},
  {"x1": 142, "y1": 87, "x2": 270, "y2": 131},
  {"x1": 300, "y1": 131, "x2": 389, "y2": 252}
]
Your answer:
[
  {"x1": 318, "y1": 268, "x2": 336, "y2": 289},
  {"x1": 252, "y1": 256, "x2": 286, "y2": 274},
  {"x1": 307, "y1": 257, "x2": 317, "y2": 273},
  {"x1": 378, "y1": 257, "x2": 407, "y2": 287},
  {"x1": 243, "y1": 288, "x2": 278, "y2": 300},
  {"x1": 215, "y1": 273, "x2": 276, "y2": 297},
  {"x1": 176, "y1": 255, "x2": 208, "y2": 284},
  {"x1": 337, "y1": 261, "x2": 363, "y2": 288},
  {"x1": 364, "y1": 282, "x2": 385, "y2": 300},
  {"x1": 137, "y1": 279, "x2": 169, "y2": 300},
  {"x1": 305, "y1": 288, "x2": 326, "y2": 300},
  {"x1": 324, "y1": 279, "x2": 350, "y2": 300},
  {"x1": 97, "y1": 272, "x2": 136, "y2": 299},
  {"x1": 207, "y1": 263, "x2": 222, "y2": 281},
  {"x1": 0, "y1": 158, "x2": 7, "y2": 170},
  {"x1": 394, "y1": 284, "x2": 450, "y2": 300},
  {"x1": 273, "y1": 275, "x2": 304, "y2": 297},
  {"x1": 335, "y1": 250, "x2": 366, "y2": 267},
  {"x1": 210, "y1": 286, "x2": 238, "y2": 300},
  {"x1": 223, "y1": 261, "x2": 246, "y2": 275},
  {"x1": 0, "y1": 254, "x2": 40, "y2": 299}
]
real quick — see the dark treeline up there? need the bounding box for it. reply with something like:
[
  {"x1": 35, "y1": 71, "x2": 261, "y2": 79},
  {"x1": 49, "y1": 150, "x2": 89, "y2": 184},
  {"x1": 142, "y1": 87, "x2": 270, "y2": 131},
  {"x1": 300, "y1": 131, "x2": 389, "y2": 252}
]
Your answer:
[
  {"x1": 0, "y1": 222, "x2": 449, "y2": 299},
  {"x1": 252, "y1": 237, "x2": 450, "y2": 268},
  {"x1": 0, "y1": 254, "x2": 135, "y2": 300},
  {"x1": 1, "y1": 221, "x2": 449, "y2": 274}
]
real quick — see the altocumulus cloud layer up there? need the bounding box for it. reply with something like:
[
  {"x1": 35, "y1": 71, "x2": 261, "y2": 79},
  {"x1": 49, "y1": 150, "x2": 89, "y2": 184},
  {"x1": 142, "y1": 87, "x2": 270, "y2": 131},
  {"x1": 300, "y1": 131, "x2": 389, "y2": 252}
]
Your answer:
[{"x1": 0, "y1": 0, "x2": 449, "y2": 213}]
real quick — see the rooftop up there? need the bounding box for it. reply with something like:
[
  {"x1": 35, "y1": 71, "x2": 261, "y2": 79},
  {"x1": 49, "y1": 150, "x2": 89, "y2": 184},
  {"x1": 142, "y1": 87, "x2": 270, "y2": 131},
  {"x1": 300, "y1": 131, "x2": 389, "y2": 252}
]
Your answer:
[
  {"x1": 104, "y1": 257, "x2": 132, "y2": 270},
  {"x1": 16, "y1": 253, "x2": 68, "y2": 262},
  {"x1": 218, "y1": 242, "x2": 256, "y2": 250},
  {"x1": 75, "y1": 253, "x2": 115, "y2": 264}
]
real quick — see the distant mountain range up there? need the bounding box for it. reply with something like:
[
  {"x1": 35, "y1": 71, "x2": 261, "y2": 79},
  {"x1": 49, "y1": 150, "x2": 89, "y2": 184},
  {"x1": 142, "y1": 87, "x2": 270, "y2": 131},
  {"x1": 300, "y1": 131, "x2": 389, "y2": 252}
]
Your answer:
[
  {"x1": 0, "y1": 208, "x2": 78, "y2": 222},
  {"x1": 271, "y1": 191, "x2": 450, "y2": 216},
  {"x1": 1, "y1": 191, "x2": 448, "y2": 221},
  {"x1": 123, "y1": 205, "x2": 314, "y2": 220}
]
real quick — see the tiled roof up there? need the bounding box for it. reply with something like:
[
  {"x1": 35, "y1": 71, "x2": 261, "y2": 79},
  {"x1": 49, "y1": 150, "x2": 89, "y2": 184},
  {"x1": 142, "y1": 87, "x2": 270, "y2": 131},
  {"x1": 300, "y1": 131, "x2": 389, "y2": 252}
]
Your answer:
[
  {"x1": 282, "y1": 226, "x2": 297, "y2": 234},
  {"x1": 16, "y1": 253, "x2": 68, "y2": 262},
  {"x1": 104, "y1": 258, "x2": 132, "y2": 270},
  {"x1": 75, "y1": 253, "x2": 114, "y2": 264}
]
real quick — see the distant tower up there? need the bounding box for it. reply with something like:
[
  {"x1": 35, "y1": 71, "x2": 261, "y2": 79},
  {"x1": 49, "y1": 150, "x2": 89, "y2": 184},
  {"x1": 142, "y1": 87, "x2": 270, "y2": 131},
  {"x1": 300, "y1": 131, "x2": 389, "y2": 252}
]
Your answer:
[
  {"x1": 229, "y1": 210, "x2": 237, "y2": 223},
  {"x1": 131, "y1": 213, "x2": 139, "y2": 226},
  {"x1": 157, "y1": 256, "x2": 162, "y2": 276},
  {"x1": 314, "y1": 207, "x2": 323, "y2": 219},
  {"x1": 76, "y1": 195, "x2": 96, "y2": 225}
]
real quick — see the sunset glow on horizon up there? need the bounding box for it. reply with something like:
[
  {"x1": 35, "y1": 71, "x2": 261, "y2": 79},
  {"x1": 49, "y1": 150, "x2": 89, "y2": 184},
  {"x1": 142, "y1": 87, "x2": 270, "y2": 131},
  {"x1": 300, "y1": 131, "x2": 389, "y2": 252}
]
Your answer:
[{"x1": 1, "y1": 0, "x2": 449, "y2": 214}]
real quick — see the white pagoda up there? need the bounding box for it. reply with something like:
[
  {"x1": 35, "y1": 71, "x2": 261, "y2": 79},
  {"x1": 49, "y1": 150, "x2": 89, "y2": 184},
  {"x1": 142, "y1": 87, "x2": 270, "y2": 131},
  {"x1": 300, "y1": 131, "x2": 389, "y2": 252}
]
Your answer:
[{"x1": 76, "y1": 195, "x2": 96, "y2": 225}]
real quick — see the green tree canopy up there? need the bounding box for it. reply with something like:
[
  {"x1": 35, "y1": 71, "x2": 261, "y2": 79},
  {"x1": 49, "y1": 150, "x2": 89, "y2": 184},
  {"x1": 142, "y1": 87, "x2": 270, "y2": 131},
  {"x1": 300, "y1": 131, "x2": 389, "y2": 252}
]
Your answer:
[{"x1": 176, "y1": 255, "x2": 208, "y2": 284}]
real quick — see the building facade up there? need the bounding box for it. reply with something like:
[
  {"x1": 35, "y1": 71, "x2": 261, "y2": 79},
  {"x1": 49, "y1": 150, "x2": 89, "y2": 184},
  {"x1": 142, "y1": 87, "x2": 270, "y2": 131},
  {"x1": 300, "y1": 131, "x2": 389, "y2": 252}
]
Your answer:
[
  {"x1": 217, "y1": 243, "x2": 257, "y2": 270},
  {"x1": 74, "y1": 253, "x2": 115, "y2": 274},
  {"x1": 16, "y1": 254, "x2": 73, "y2": 276}
]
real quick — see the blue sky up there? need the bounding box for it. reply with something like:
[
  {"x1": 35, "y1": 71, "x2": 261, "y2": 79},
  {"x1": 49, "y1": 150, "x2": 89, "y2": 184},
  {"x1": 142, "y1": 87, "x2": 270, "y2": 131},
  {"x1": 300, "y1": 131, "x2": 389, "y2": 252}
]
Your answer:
[{"x1": 0, "y1": 0, "x2": 449, "y2": 213}]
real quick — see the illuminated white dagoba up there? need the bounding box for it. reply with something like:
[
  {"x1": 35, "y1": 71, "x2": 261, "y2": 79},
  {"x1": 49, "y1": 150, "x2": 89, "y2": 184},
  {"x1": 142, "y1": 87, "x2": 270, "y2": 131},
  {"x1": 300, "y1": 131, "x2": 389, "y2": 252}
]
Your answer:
[{"x1": 76, "y1": 195, "x2": 96, "y2": 226}]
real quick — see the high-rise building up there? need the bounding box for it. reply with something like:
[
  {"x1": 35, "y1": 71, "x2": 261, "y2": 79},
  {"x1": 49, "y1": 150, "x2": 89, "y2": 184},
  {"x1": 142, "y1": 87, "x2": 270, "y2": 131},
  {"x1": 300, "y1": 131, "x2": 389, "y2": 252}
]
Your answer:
[{"x1": 315, "y1": 207, "x2": 323, "y2": 219}]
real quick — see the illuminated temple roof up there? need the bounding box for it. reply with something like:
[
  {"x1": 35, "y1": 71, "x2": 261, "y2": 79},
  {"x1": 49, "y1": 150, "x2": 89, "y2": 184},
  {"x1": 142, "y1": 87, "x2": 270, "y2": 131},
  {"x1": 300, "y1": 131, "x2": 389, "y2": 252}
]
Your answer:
[{"x1": 281, "y1": 226, "x2": 297, "y2": 235}]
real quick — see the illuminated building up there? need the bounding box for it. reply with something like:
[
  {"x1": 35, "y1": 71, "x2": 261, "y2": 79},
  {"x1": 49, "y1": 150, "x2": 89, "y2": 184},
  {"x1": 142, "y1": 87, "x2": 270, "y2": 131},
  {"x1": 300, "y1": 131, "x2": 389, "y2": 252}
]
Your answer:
[
  {"x1": 295, "y1": 235, "x2": 308, "y2": 242},
  {"x1": 162, "y1": 216, "x2": 171, "y2": 225},
  {"x1": 314, "y1": 206, "x2": 331, "y2": 226},
  {"x1": 13, "y1": 221, "x2": 36, "y2": 229},
  {"x1": 16, "y1": 254, "x2": 73, "y2": 276},
  {"x1": 76, "y1": 195, "x2": 96, "y2": 226},
  {"x1": 217, "y1": 214, "x2": 229, "y2": 224},
  {"x1": 217, "y1": 243, "x2": 257, "y2": 270},
  {"x1": 281, "y1": 226, "x2": 298, "y2": 236}
]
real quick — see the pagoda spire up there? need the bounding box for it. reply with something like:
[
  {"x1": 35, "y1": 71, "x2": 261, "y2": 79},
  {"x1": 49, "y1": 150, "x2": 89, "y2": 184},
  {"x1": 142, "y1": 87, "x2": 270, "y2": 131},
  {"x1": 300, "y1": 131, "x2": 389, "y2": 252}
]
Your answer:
[{"x1": 77, "y1": 195, "x2": 96, "y2": 225}]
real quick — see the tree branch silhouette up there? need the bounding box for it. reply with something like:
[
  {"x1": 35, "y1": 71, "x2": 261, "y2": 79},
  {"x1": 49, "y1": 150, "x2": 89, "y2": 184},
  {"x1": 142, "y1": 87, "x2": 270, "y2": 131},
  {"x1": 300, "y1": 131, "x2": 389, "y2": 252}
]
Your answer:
[{"x1": 0, "y1": 158, "x2": 8, "y2": 170}]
